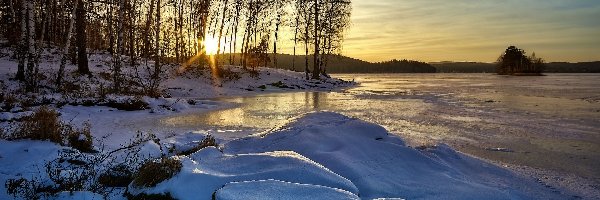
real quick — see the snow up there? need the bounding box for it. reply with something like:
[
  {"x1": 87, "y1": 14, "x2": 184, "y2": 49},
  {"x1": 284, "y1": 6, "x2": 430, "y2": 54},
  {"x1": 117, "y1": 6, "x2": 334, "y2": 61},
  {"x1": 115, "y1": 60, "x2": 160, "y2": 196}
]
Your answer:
[
  {"x1": 164, "y1": 66, "x2": 354, "y2": 99},
  {"x1": 214, "y1": 179, "x2": 360, "y2": 200},
  {"x1": 225, "y1": 112, "x2": 567, "y2": 199},
  {"x1": 50, "y1": 191, "x2": 104, "y2": 200},
  {"x1": 128, "y1": 147, "x2": 358, "y2": 200},
  {"x1": 0, "y1": 140, "x2": 65, "y2": 198},
  {"x1": 124, "y1": 112, "x2": 567, "y2": 200}
]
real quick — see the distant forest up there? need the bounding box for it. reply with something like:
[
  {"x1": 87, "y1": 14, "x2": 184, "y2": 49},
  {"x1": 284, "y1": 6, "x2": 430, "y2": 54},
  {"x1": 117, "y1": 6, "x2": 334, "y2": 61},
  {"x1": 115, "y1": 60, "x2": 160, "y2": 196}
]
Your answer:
[
  {"x1": 243, "y1": 53, "x2": 599, "y2": 74},
  {"x1": 234, "y1": 54, "x2": 437, "y2": 73},
  {"x1": 432, "y1": 61, "x2": 600, "y2": 73}
]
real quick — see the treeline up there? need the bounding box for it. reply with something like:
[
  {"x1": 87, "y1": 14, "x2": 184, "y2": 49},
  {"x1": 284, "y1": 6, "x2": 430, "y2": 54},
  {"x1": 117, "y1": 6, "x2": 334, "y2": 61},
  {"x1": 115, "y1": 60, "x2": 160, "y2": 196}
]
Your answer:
[
  {"x1": 0, "y1": 0, "x2": 352, "y2": 93},
  {"x1": 544, "y1": 62, "x2": 600, "y2": 73},
  {"x1": 432, "y1": 62, "x2": 600, "y2": 73},
  {"x1": 250, "y1": 54, "x2": 436, "y2": 73},
  {"x1": 431, "y1": 62, "x2": 496, "y2": 73}
]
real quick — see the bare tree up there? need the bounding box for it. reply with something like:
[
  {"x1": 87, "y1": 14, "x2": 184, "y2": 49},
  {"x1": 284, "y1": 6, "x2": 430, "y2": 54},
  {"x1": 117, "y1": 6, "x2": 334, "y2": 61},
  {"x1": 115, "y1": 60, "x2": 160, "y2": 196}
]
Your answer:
[{"x1": 75, "y1": 0, "x2": 90, "y2": 75}]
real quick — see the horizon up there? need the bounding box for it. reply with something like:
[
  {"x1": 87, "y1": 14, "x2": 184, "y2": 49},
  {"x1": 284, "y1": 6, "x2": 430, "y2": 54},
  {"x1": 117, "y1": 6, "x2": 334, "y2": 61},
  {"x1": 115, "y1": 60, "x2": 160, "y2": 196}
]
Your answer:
[
  {"x1": 340, "y1": 0, "x2": 600, "y2": 63},
  {"x1": 213, "y1": 52, "x2": 599, "y2": 64}
]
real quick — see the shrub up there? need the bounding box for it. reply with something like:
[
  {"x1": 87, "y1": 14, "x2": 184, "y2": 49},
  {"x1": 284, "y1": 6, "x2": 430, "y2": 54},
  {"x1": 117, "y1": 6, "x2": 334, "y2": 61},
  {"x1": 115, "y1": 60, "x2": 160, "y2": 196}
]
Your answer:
[
  {"x1": 132, "y1": 157, "x2": 182, "y2": 188},
  {"x1": 268, "y1": 81, "x2": 292, "y2": 89},
  {"x1": 99, "y1": 164, "x2": 134, "y2": 187},
  {"x1": 178, "y1": 135, "x2": 219, "y2": 156},
  {"x1": 126, "y1": 192, "x2": 176, "y2": 200},
  {"x1": 0, "y1": 127, "x2": 6, "y2": 139},
  {"x1": 66, "y1": 122, "x2": 95, "y2": 153},
  {"x1": 5, "y1": 178, "x2": 41, "y2": 200},
  {"x1": 12, "y1": 107, "x2": 96, "y2": 151},
  {"x1": 104, "y1": 97, "x2": 149, "y2": 111},
  {"x1": 15, "y1": 106, "x2": 64, "y2": 144},
  {"x1": 45, "y1": 151, "x2": 96, "y2": 193},
  {"x1": 1, "y1": 93, "x2": 18, "y2": 111}
]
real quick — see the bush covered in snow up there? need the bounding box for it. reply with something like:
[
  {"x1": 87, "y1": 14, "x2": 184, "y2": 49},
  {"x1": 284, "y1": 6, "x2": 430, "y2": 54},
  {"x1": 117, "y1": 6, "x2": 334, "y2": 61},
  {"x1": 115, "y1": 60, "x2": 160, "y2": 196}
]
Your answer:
[{"x1": 66, "y1": 122, "x2": 94, "y2": 153}]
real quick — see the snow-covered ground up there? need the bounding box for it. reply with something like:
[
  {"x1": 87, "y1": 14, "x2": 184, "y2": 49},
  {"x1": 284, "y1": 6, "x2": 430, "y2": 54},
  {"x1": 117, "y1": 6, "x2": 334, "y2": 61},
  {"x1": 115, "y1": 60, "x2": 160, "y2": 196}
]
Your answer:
[{"x1": 0, "y1": 112, "x2": 571, "y2": 199}]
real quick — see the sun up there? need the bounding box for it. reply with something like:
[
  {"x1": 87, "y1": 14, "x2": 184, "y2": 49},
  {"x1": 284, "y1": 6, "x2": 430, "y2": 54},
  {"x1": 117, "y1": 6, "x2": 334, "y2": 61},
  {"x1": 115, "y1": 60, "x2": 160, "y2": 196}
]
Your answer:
[{"x1": 204, "y1": 36, "x2": 219, "y2": 55}]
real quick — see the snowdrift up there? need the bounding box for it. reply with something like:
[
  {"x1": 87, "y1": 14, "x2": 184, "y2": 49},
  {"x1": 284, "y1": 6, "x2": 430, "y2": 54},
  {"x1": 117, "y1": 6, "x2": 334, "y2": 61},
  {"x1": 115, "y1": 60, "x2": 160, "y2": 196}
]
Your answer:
[
  {"x1": 131, "y1": 112, "x2": 566, "y2": 199},
  {"x1": 128, "y1": 147, "x2": 358, "y2": 199}
]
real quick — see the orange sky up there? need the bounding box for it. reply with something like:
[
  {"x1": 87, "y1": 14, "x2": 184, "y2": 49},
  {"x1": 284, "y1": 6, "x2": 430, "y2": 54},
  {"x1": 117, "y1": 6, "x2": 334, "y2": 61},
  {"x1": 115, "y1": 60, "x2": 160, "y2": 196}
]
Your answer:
[{"x1": 340, "y1": 0, "x2": 600, "y2": 62}]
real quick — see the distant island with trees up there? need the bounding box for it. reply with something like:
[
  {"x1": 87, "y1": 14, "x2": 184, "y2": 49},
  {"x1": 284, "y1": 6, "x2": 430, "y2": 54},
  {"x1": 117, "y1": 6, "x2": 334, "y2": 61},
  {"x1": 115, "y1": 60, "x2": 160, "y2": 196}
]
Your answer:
[{"x1": 496, "y1": 46, "x2": 544, "y2": 75}]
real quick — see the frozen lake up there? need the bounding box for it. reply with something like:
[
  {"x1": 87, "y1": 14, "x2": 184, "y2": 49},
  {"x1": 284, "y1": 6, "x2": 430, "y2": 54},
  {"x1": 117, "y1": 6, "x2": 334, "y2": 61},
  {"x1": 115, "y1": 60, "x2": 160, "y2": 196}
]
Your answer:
[{"x1": 163, "y1": 73, "x2": 600, "y2": 184}]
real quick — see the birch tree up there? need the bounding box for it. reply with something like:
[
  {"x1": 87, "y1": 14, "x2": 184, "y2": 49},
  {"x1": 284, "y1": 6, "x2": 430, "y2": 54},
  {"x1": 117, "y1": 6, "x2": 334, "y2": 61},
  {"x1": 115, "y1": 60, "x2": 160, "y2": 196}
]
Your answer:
[{"x1": 56, "y1": 0, "x2": 78, "y2": 89}]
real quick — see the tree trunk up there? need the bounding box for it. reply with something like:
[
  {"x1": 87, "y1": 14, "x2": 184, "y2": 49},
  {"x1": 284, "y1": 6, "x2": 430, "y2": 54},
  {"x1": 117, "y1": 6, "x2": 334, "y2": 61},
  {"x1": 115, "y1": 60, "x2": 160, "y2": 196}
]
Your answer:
[
  {"x1": 292, "y1": 14, "x2": 299, "y2": 71},
  {"x1": 153, "y1": 0, "x2": 161, "y2": 81},
  {"x1": 216, "y1": 0, "x2": 229, "y2": 56},
  {"x1": 107, "y1": 0, "x2": 114, "y2": 54},
  {"x1": 312, "y1": 0, "x2": 320, "y2": 79},
  {"x1": 16, "y1": 0, "x2": 27, "y2": 81},
  {"x1": 56, "y1": 0, "x2": 78, "y2": 88},
  {"x1": 143, "y1": 0, "x2": 154, "y2": 58},
  {"x1": 75, "y1": 0, "x2": 89, "y2": 74},
  {"x1": 304, "y1": 12, "x2": 310, "y2": 80},
  {"x1": 24, "y1": 0, "x2": 36, "y2": 90},
  {"x1": 113, "y1": 0, "x2": 124, "y2": 92},
  {"x1": 273, "y1": 12, "x2": 281, "y2": 69},
  {"x1": 128, "y1": 0, "x2": 136, "y2": 67}
]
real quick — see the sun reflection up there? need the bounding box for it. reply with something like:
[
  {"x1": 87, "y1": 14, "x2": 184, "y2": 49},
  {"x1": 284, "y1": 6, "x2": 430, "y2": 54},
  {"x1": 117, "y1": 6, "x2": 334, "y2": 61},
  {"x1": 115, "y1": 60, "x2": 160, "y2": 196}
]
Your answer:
[{"x1": 204, "y1": 36, "x2": 219, "y2": 55}]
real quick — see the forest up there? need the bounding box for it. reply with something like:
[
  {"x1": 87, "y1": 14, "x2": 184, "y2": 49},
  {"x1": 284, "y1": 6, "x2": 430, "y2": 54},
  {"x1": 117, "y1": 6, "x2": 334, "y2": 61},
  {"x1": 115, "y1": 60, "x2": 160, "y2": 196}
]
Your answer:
[
  {"x1": 0, "y1": 0, "x2": 352, "y2": 95},
  {"x1": 261, "y1": 53, "x2": 437, "y2": 73}
]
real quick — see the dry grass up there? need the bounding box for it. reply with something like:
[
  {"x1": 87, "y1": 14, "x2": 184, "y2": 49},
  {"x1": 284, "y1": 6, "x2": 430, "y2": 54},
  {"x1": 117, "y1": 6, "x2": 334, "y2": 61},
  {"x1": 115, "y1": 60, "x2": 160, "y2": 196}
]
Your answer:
[
  {"x1": 11, "y1": 107, "x2": 96, "y2": 152},
  {"x1": 98, "y1": 164, "x2": 134, "y2": 187},
  {"x1": 132, "y1": 157, "x2": 182, "y2": 188},
  {"x1": 177, "y1": 135, "x2": 219, "y2": 156},
  {"x1": 15, "y1": 106, "x2": 64, "y2": 144},
  {"x1": 66, "y1": 122, "x2": 95, "y2": 153}
]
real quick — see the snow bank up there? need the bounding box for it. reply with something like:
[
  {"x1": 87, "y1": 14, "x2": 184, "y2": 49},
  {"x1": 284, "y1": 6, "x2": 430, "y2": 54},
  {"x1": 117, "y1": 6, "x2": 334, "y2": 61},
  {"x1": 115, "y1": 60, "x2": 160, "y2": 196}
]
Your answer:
[
  {"x1": 226, "y1": 112, "x2": 567, "y2": 199},
  {"x1": 164, "y1": 66, "x2": 354, "y2": 99},
  {"x1": 214, "y1": 179, "x2": 360, "y2": 200},
  {"x1": 0, "y1": 140, "x2": 64, "y2": 199},
  {"x1": 128, "y1": 147, "x2": 358, "y2": 199}
]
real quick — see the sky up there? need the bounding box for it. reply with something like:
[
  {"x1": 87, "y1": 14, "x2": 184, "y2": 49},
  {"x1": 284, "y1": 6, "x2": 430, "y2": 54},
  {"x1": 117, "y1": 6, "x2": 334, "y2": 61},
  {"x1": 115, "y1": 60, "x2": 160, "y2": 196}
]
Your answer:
[{"x1": 341, "y1": 0, "x2": 600, "y2": 63}]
